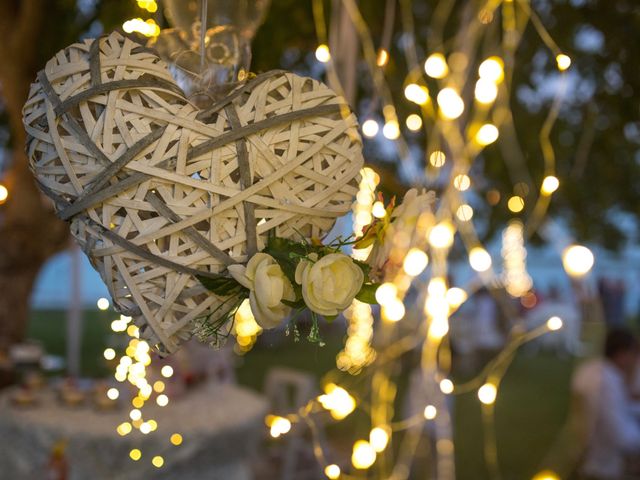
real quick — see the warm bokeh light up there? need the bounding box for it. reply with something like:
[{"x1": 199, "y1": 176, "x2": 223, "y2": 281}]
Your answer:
[
  {"x1": 404, "y1": 83, "x2": 429, "y2": 105},
  {"x1": 546, "y1": 316, "x2": 563, "y2": 331},
  {"x1": 562, "y1": 245, "x2": 594, "y2": 277},
  {"x1": 161, "y1": 366, "x2": 174, "y2": 378},
  {"x1": 369, "y1": 426, "x2": 390, "y2": 452},
  {"x1": 541, "y1": 175, "x2": 560, "y2": 195},
  {"x1": 352, "y1": 440, "x2": 376, "y2": 469},
  {"x1": 170, "y1": 433, "x2": 183, "y2": 446},
  {"x1": 375, "y1": 283, "x2": 398, "y2": 306},
  {"x1": 469, "y1": 247, "x2": 492, "y2": 272},
  {"x1": 437, "y1": 88, "x2": 465, "y2": 119},
  {"x1": 371, "y1": 201, "x2": 386, "y2": 218},
  {"x1": 475, "y1": 123, "x2": 499, "y2": 145},
  {"x1": 478, "y1": 383, "x2": 497, "y2": 405},
  {"x1": 129, "y1": 449, "x2": 142, "y2": 461},
  {"x1": 382, "y1": 299, "x2": 406, "y2": 322},
  {"x1": 406, "y1": 113, "x2": 423, "y2": 131},
  {"x1": 403, "y1": 248, "x2": 429, "y2": 276},
  {"x1": 0, "y1": 184, "x2": 8, "y2": 204},
  {"x1": 446, "y1": 287, "x2": 468, "y2": 309},
  {"x1": 440, "y1": 378, "x2": 454, "y2": 394},
  {"x1": 107, "y1": 388, "x2": 119, "y2": 400},
  {"x1": 103, "y1": 348, "x2": 116, "y2": 361},
  {"x1": 315, "y1": 44, "x2": 331, "y2": 63},
  {"x1": 383, "y1": 120, "x2": 400, "y2": 140},
  {"x1": 453, "y1": 174, "x2": 471, "y2": 191},
  {"x1": 117, "y1": 422, "x2": 132, "y2": 436},
  {"x1": 429, "y1": 222, "x2": 455, "y2": 249},
  {"x1": 97, "y1": 297, "x2": 110, "y2": 310},
  {"x1": 424, "y1": 53, "x2": 449, "y2": 78},
  {"x1": 429, "y1": 150, "x2": 446, "y2": 167},
  {"x1": 533, "y1": 470, "x2": 561, "y2": 480},
  {"x1": 428, "y1": 315, "x2": 449, "y2": 340},
  {"x1": 324, "y1": 463, "x2": 341, "y2": 479},
  {"x1": 474, "y1": 78, "x2": 498, "y2": 104},
  {"x1": 507, "y1": 195, "x2": 525, "y2": 213},
  {"x1": 478, "y1": 56, "x2": 504, "y2": 83},
  {"x1": 122, "y1": 18, "x2": 160, "y2": 37},
  {"x1": 318, "y1": 384, "x2": 357, "y2": 420},
  {"x1": 455, "y1": 204, "x2": 474, "y2": 221},
  {"x1": 556, "y1": 54, "x2": 571, "y2": 71},
  {"x1": 268, "y1": 416, "x2": 292, "y2": 437},
  {"x1": 377, "y1": 48, "x2": 389, "y2": 67},
  {"x1": 152, "y1": 456, "x2": 164, "y2": 468},
  {"x1": 156, "y1": 394, "x2": 169, "y2": 407},
  {"x1": 362, "y1": 119, "x2": 380, "y2": 138},
  {"x1": 424, "y1": 404, "x2": 437, "y2": 420}
]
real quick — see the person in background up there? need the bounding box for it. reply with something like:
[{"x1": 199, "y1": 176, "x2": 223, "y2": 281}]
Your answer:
[{"x1": 572, "y1": 328, "x2": 640, "y2": 480}]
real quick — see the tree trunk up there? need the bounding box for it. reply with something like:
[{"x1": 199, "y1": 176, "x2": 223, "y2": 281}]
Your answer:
[{"x1": 0, "y1": 0, "x2": 69, "y2": 350}]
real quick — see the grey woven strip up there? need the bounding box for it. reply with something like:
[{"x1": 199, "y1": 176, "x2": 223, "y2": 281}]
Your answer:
[
  {"x1": 81, "y1": 127, "x2": 166, "y2": 198},
  {"x1": 89, "y1": 36, "x2": 103, "y2": 88},
  {"x1": 225, "y1": 105, "x2": 258, "y2": 257},
  {"x1": 188, "y1": 103, "x2": 342, "y2": 160},
  {"x1": 146, "y1": 190, "x2": 236, "y2": 266},
  {"x1": 85, "y1": 217, "x2": 225, "y2": 280},
  {"x1": 54, "y1": 75, "x2": 186, "y2": 116},
  {"x1": 196, "y1": 70, "x2": 284, "y2": 122}
]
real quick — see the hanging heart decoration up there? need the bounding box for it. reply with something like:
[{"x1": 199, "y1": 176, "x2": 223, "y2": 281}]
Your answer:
[{"x1": 22, "y1": 31, "x2": 363, "y2": 353}]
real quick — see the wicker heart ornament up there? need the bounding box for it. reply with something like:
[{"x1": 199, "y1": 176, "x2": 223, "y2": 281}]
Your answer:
[{"x1": 22, "y1": 31, "x2": 363, "y2": 353}]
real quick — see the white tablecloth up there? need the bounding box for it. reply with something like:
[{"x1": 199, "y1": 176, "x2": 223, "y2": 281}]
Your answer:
[{"x1": 0, "y1": 382, "x2": 267, "y2": 480}]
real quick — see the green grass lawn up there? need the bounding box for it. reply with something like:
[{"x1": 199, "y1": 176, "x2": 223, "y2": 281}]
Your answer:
[{"x1": 28, "y1": 310, "x2": 576, "y2": 479}]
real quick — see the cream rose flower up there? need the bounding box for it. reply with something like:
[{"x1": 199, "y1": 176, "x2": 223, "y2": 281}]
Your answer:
[
  {"x1": 295, "y1": 253, "x2": 364, "y2": 316},
  {"x1": 228, "y1": 253, "x2": 295, "y2": 329}
]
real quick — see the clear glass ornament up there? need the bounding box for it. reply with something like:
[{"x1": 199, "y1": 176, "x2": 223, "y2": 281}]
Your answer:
[{"x1": 151, "y1": 0, "x2": 271, "y2": 102}]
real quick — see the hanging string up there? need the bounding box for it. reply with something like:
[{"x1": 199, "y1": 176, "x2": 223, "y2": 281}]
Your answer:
[{"x1": 200, "y1": 0, "x2": 208, "y2": 72}]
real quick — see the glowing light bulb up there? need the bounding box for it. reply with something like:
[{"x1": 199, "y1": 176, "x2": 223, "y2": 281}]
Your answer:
[
  {"x1": 424, "y1": 53, "x2": 449, "y2": 79},
  {"x1": 507, "y1": 195, "x2": 525, "y2": 213},
  {"x1": 129, "y1": 449, "x2": 142, "y2": 461},
  {"x1": 406, "y1": 113, "x2": 423, "y2": 131},
  {"x1": 533, "y1": 470, "x2": 561, "y2": 480},
  {"x1": 440, "y1": 378, "x2": 454, "y2": 394},
  {"x1": 547, "y1": 316, "x2": 563, "y2": 331},
  {"x1": 429, "y1": 150, "x2": 446, "y2": 167},
  {"x1": 315, "y1": 44, "x2": 331, "y2": 63},
  {"x1": 562, "y1": 245, "x2": 594, "y2": 277},
  {"x1": 469, "y1": 247, "x2": 492, "y2": 272},
  {"x1": 541, "y1": 176, "x2": 559, "y2": 195},
  {"x1": 456, "y1": 204, "x2": 474, "y2": 221},
  {"x1": 475, "y1": 124, "x2": 499, "y2": 145},
  {"x1": 429, "y1": 222, "x2": 455, "y2": 249},
  {"x1": 369, "y1": 426, "x2": 390, "y2": 452},
  {"x1": 437, "y1": 88, "x2": 464, "y2": 119},
  {"x1": 352, "y1": 440, "x2": 376, "y2": 469},
  {"x1": 424, "y1": 404, "x2": 437, "y2": 420},
  {"x1": 453, "y1": 174, "x2": 471, "y2": 191},
  {"x1": 382, "y1": 300, "x2": 405, "y2": 322},
  {"x1": 152, "y1": 456, "x2": 164, "y2": 468},
  {"x1": 383, "y1": 120, "x2": 400, "y2": 140},
  {"x1": 404, "y1": 84, "x2": 429, "y2": 105},
  {"x1": 403, "y1": 248, "x2": 429, "y2": 276},
  {"x1": 97, "y1": 297, "x2": 110, "y2": 310},
  {"x1": 478, "y1": 56, "x2": 504, "y2": 83},
  {"x1": 269, "y1": 416, "x2": 292, "y2": 437},
  {"x1": 361, "y1": 119, "x2": 380, "y2": 138},
  {"x1": 318, "y1": 384, "x2": 356, "y2": 420},
  {"x1": 556, "y1": 54, "x2": 571, "y2": 71},
  {"x1": 372, "y1": 201, "x2": 386, "y2": 218},
  {"x1": 325, "y1": 464, "x2": 341, "y2": 479},
  {"x1": 446, "y1": 288, "x2": 468, "y2": 308},
  {"x1": 478, "y1": 383, "x2": 497, "y2": 405},
  {"x1": 375, "y1": 283, "x2": 398, "y2": 306},
  {"x1": 377, "y1": 49, "x2": 389, "y2": 66},
  {"x1": 0, "y1": 184, "x2": 8, "y2": 204},
  {"x1": 170, "y1": 433, "x2": 183, "y2": 446},
  {"x1": 103, "y1": 348, "x2": 116, "y2": 360},
  {"x1": 475, "y1": 78, "x2": 498, "y2": 104}
]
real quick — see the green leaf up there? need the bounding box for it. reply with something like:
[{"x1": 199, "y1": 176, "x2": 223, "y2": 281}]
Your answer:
[
  {"x1": 196, "y1": 274, "x2": 248, "y2": 297},
  {"x1": 356, "y1": 283, "x2": 380, "y2": 304},
  {"x1": 324, "y1": 314, "x2": 338, "y2": 322},
  {"x1": 282, "y1": 298, "x2": 306, "y2": 309}
]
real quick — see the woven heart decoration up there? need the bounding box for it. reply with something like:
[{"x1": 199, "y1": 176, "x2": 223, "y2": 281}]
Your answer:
[{"x1": 22, "y1": 31, "x2": 363, "y2": 353}]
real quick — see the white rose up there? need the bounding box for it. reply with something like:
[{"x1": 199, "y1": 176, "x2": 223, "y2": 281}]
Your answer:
[
  {"x1": 295, "y1": 253, "x2": 364, "y2": 316},
  {"x1": 228, "y1": 253, "x2": 295, "y2": 329}
]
